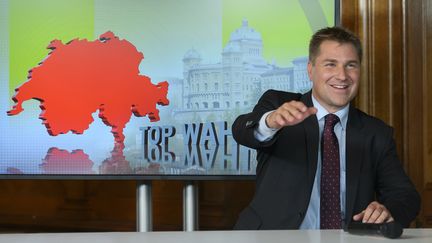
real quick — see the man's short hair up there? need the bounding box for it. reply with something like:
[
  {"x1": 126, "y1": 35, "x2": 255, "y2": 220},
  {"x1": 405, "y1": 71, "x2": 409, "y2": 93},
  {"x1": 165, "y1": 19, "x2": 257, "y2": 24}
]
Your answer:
[{"x1": 309, "y1": 26, "x2": 362, "y2": 64}]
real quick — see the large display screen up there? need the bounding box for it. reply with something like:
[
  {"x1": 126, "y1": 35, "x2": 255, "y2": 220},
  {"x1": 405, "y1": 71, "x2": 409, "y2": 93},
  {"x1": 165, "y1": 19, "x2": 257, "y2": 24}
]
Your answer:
[{"x1": 0, "y1": 0, "x2": 337, "y2": 178}]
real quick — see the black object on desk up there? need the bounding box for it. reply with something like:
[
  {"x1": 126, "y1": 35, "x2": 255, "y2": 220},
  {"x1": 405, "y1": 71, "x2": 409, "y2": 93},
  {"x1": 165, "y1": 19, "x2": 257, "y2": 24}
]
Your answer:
[{"x1": 345, "y1": 221, "x2": 403, "y2": 239}]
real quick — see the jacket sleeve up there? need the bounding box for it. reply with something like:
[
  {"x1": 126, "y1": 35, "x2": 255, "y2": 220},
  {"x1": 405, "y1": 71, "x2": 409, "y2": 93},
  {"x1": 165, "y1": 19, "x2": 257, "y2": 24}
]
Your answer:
[{"x1": 231, "y1": 90, "x2": 301, "y2": 149}]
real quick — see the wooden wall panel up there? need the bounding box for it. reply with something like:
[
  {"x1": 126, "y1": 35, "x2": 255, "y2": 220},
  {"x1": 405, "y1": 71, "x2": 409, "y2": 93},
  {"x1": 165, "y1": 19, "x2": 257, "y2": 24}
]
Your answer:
[
  {"x1": 0, "y1": 180, "x2": 136, "y2": 232},
  {"x1": 405, "y1": 0, "x2": 432, "y2": 227},
  {"x1": 0, "y1": 180, "x2": 254, "y2": 232},
  {"x1": 341, "y1": 0, "x2": 432, "y2": 227},
  {"x1": 426, "y1": 0, "x2": 432, "y2": 185},
  {"x1": 422, "y1": 0, "x2": 432, "y2": 227},
  {"x1": 405, "y1": 0, "x2": 424, "y2": 193},
  {"x1": 342, "y1": 0, "x2": 404, "y2": 157},
  {"x1": 199, "y1": 181, "x2": 254, "y2": 230}
]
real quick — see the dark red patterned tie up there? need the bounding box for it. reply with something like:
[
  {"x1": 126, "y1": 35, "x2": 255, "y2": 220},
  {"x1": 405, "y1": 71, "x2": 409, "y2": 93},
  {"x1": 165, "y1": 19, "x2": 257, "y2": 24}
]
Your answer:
[{"x1": 320, "y1": 114, "x2": 341, "y2": 229}]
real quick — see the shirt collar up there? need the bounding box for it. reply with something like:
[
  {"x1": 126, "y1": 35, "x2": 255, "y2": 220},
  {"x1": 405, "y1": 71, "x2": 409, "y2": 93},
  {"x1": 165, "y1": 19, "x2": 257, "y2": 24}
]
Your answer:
[{"x1": 311, "y1": 94, "x2": 349, "y2": 130}]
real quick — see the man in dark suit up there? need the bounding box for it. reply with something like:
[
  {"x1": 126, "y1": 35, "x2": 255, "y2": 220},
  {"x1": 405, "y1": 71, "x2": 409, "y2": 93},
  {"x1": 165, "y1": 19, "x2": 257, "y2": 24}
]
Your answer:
[{"x1": 232, "y1": 27, "x2": 420, "y2": 230}]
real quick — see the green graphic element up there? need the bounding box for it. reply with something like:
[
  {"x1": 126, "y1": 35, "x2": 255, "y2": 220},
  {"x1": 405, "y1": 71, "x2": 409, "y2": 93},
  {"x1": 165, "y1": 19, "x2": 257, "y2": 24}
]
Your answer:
[
  {"x1": 9, "y1": 0, "x2": 94, "y2": 94},
  {"x1": 299, "y1": 0, "x2": 331, "y2": 32},
  {"x1": 222, "y1": 0, "x2": 334, "y2": 66},
  {"x1": 93, "y1": 0, "x2": 222, "y2": 78},
  {"x1": 319, "y1": 0, "x2": 336, "y2": 26},
  {"x1": 8, "y1": 0, "x2": 334, "y2": 93}
]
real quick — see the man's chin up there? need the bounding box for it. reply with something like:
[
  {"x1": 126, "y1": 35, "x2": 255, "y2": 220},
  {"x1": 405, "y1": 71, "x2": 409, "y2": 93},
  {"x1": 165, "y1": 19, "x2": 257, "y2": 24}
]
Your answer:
[{"x1": 329, "y1": 99, "x2": 351, "y2": 110}]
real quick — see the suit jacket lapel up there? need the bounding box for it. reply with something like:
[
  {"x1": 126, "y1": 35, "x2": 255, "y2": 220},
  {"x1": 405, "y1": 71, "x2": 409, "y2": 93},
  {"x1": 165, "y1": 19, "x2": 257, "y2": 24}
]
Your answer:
[
  {"x1": 345, "y1": 105, "x2": 366, "y2": 225},
  {"x1": 300, "y1": 92, "x2": 320, "y2": 185}
]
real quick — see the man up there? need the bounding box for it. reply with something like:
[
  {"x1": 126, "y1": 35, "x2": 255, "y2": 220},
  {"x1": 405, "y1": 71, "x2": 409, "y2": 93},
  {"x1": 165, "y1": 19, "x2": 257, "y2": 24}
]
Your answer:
[{"x1": 232, "y1": 27, "x2": 420, "y2": 230}]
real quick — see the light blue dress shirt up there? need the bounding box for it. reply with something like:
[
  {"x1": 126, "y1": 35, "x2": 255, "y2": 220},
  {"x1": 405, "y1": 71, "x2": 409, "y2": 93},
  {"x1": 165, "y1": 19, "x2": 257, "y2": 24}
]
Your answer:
[{"x1": 254, "y1": 95, "x2": 349, "y2": 229}]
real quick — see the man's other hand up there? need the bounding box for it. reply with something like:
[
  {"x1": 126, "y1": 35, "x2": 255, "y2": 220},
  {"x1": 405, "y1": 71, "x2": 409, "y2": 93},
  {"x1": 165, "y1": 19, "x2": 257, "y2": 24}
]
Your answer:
[{"x1": 353, "y1": 201, "x2": 394, "y2": 224}]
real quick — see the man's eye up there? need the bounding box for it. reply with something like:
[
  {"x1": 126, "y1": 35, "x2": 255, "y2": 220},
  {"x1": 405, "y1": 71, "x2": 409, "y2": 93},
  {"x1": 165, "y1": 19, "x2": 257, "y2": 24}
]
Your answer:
[
  {"x1": 346, "y1": 63, "x2": 359, "y2": 69},
  {"x1": 325, "y1": 63, "x2": 336, "y2": 67}
]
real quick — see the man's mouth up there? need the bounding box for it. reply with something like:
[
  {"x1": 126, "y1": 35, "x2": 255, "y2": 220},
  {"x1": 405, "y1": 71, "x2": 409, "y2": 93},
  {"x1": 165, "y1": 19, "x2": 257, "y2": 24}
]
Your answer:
[{"x1": 330, "y1": 84, "x2": 349, "y2": 90}]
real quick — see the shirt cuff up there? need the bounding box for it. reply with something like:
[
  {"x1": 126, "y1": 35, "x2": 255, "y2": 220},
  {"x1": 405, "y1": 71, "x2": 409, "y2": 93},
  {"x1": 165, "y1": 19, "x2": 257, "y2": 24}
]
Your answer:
[{"x1": 254, "y1": 110, "x2": 279, "y2": 142}]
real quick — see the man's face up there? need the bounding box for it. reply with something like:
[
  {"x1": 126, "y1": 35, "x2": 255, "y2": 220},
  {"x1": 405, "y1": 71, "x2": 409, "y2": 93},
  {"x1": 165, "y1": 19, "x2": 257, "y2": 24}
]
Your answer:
[{"x1": 307, "y1": 40, "x2": 360, "y2": 113}]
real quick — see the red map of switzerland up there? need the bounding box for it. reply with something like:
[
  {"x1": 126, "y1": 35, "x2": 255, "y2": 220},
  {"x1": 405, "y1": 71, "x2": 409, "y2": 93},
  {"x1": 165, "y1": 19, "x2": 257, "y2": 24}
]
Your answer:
[{"x1": 7, "y1": 32, "x2": 169, "y2": 148}]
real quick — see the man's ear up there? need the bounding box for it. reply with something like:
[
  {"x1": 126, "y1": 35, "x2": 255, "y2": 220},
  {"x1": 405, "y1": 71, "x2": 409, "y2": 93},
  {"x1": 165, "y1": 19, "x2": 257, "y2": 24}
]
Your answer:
[{"x1": 307, "y1": 61, "x2": 313, "y2": 80}]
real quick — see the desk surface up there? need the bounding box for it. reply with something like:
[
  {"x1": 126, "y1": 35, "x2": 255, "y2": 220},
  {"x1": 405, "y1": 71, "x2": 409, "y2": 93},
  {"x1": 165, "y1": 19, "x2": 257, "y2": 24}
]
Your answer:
[{"x1": 1, "y1": 229, "x2": 431, "y2": 243}]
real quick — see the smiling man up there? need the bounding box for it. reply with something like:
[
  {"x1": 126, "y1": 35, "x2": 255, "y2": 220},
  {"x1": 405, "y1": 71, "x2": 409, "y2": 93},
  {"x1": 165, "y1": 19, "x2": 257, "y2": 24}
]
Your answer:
[{"x1": 232, "y1": 27, "x2": 420, "y2": 230}]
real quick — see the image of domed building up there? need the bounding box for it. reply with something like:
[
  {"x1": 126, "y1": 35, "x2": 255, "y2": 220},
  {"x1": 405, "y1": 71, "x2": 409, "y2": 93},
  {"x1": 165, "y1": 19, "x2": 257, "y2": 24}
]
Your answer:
[{"x1": 175, "y1": 19, "x2": 312, "y2": 122}]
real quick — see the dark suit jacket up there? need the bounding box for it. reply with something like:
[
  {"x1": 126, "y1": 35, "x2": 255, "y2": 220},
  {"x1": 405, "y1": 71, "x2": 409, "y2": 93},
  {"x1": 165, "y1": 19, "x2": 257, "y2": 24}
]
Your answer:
[{"x1": 232, "y1": 90, "x2": 420, "y2": 230}]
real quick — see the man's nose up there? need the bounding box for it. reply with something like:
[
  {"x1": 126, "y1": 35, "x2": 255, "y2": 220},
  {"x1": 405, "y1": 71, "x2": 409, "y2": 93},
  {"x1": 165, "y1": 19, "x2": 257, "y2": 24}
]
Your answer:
[{"x1": 335, "y1": 66, "x2": 347, "y2": 80}]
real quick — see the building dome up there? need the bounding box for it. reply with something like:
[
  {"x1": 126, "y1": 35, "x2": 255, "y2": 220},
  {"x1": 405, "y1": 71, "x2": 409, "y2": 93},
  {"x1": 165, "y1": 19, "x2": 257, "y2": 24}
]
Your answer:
[
  {"x1": 223, "y1": 41, "x2": 241, "y2": 53},
  {"x1": 229, "y1": 19, "x2": 262, "y2": 42},
  {"x1": 183, "y1": 48, "x2": 201, "y2": 61}
]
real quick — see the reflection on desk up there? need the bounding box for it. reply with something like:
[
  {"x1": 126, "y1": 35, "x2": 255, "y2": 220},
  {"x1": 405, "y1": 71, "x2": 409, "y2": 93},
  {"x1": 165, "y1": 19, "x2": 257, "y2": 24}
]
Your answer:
[
  {"x1": 2, "y1": 143, "x2": 257, "y2": 178},
  {"x1": 1, "y1": 229, "x2": 431, "y2": 243}
]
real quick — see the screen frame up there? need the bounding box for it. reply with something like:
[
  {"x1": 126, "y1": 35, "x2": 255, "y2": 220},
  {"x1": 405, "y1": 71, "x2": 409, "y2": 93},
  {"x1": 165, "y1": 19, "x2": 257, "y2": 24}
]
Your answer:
[{"x1": 0, "y1": 0, "x2": 341, "y2": 180}]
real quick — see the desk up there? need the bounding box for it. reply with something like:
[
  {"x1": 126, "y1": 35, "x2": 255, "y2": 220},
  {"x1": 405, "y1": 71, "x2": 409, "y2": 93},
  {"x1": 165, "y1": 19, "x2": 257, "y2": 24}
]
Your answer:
[{"x1": 0, "y1": 229, "x2": 431, "y2": 243}]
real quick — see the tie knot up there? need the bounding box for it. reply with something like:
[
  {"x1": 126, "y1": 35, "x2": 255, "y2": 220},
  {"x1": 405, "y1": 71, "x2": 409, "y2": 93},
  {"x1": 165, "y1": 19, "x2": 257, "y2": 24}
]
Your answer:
[{"x1": 324, "y1": 114, "x2": 340, "y2": 128}]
